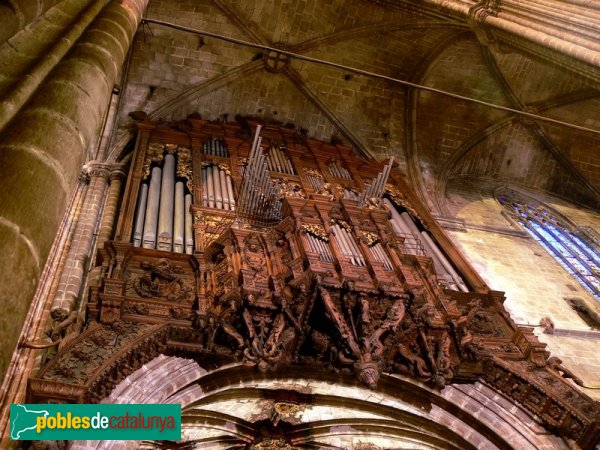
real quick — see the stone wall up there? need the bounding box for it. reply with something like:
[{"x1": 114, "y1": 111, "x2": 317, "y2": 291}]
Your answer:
[{"x1": 444, "y1": 178, "x2": 600, "y2": 401}]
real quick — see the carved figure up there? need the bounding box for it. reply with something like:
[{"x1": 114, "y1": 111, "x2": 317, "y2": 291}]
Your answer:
[
  {"x1": 467, "y1": 299, "x2": 499, "y2": 336},
  {"x1": 547, "y1": 356, "x2": 584, "y2": 386},
  {"x1": 540, "y1": 316, "x2": 555, "y2": 334},
  {"x1": 131, "y1": 259, "x2": 192, "y2": 302}
]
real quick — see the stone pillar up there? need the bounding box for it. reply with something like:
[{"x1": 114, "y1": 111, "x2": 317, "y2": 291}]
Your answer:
[
  {"x1": 97, "y1": 168, "x2": 127, "y2": 246},
  {"x1": 0, "y1": 0, "x2": 109, "y2": 131},
  {"x1": 0, "y1": 0, "x2": 63, "y2": 45},
  {"x1": 0, "y1": 0, "x2": 150, "y2": 383},
  {"x1": 51, "y1": 164, "x2": 110, "y2": 315}
]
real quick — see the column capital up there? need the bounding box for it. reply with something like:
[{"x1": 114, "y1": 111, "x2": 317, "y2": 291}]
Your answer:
[{"x1": 84, "y1": 162, "x2": 112, "y2": 180}]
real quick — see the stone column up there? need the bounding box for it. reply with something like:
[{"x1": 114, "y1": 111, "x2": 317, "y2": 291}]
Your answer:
[
  {"x1": 0, "y1": 0, "x2": 63, "y2": 45},
  {"x1": 97, "y1": 168, "x2": 127, "y2": 247},
  {"x1": 51, "y1": 164, "x2": 110, "y2": 315},
  {"x1": 0, "y1": 0, "x2": 150, "y2": 381}
]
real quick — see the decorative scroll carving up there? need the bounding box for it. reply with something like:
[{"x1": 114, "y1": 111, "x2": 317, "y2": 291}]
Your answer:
[{"x1": 37, "y1": 322, "x2": 153, "y2": 386}]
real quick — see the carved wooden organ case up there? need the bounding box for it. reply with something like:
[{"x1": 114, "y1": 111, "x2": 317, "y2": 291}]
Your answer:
[{"x1": 28, "y1": 115, "x2": 600, "y2": 448}]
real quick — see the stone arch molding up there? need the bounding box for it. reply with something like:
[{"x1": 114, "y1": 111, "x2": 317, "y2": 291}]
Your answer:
[{"x1": 69, "y1": 355, "x2": 565, "y2": 450}]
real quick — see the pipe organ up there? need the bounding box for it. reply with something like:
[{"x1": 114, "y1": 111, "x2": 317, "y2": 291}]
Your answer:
[
  {"x1": 120, "y1": 117, "x2": 469, "y2": 291},
  {"x1": 343, "y1": 188, "x2": 360, "y2": 200},
  {"x1": 33, "y1": 114, "x2": 600, "y2": 450}
]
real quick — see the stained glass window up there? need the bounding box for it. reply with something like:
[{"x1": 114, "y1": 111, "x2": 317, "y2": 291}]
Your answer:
[{"x1": 498, "y1": 192, "x2": 600, "y2": 300}]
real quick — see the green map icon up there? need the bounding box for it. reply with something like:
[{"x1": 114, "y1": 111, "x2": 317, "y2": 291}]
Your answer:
[{"x1": 10, "y1": 404, "x2": 49, "y2": 440}]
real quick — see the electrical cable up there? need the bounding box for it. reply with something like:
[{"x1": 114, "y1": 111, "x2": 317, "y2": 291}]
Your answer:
[{"x1": 141, "y1": 18, "x2": 600, "y2": 136}]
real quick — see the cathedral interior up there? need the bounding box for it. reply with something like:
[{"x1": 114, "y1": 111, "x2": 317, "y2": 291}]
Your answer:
[{"x1": 1, "y1": 0, "x2": 600, "y2": 448}]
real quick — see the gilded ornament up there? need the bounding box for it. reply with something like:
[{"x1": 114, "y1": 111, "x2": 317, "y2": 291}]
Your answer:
[
  {"x1": 361, "y1": 231, "x2": 379, "y2": 247},
  {"x1": 385, "y1": 184, "x2": 419, "y2": 218},
  {"x1": 250, "y1": 438, "x2": 292, "y2": 450},
  {"x1": 273, "y1": 401, "x2": 302, "y2": 417},
  {"x1": 142, "y1": 143, "x2": 166, "y2": 179},
  {"x1": 330, "y1": 218, "x2": 351, "y2": 232},
  {"x1": 304, "y1": 168, "x2": 324, "y2": 179},
  {"x1": 164, "y1": 143, "x2": 178, "y2": 154},
  {"x1": 301, "y1": 224, "x2": 328, "y2": 242},
  {"x1": 176, "y1": 147, "x2": 193, "y2": 190}
]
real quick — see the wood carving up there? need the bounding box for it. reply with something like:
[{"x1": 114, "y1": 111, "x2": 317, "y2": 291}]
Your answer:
[
  {"x1": 128, "y1": 258, "x2": 193, "y2": 302},
  {"x1": 26, "y1": 117, "x2": 599, "y2": 449}
]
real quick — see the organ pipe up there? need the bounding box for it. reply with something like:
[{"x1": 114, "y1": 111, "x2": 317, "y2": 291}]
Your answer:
[
  {"x1": 202, "y1": 168, "x2": 208, "y2": 207},
  {"x1": 370, "y1": 243, "x2": 393, "y2": 270},
  {"x1": 237, "y1": 127, "x2": 283, "y2": 225},
  {"x1": 157, "y1": 154, "x2": 175, "y2": 251},
  {"x1": 185, "y1": 194, "x2": 193, "y2": 254},
  {"x1": 132, "y1": 183, "x2": 148, "y2": 247},
  {"x1": 420, "y1": 230, "x2": 469, "y2": 292},
  {"x1": 173, "y1": 181, "x2": 185, "y2": 253},
  {"x1": 359, "y1": 157, "x2": 394, "y2": 206},
  {"x1": 212, "y1": 165, "x2": 223, "y2": 210},
  {"x1": 329, "y1": 160, "x2": 351, "y2": 179},
  {"x1": 142, "y1": 166, "x2": 162, "y2": 249},
  {"x1": 219, "y1": 169, "x2": 229, "y2": 210},
  {"x1": 384, "y1": 198, "x2": 419, "y2": 253},
  {"x1": 203, "y1": 138, "x2": 229, "y2": 157},
  {"x1": 226, "y1": 175, "x2": 235, "y2": 211},
  {"x1": 206, "y1": 167, "x2": 215, "y2": 208},
  {"x1": 202, "y1": 164, "x2": 235, "y2": 212}
]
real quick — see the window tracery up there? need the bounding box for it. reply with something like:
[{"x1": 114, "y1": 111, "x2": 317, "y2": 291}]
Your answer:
[{"x1": 498, "y1": 191, "x2": 600, "y2": 300}]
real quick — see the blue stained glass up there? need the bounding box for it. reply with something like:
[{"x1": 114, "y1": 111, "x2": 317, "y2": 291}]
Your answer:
[{"x1": 503, "y1": 196, "x2": 600, "y2": 300}]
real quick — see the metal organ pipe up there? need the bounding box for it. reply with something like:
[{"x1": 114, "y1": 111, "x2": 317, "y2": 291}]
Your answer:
[
  {"x1": 420, "y1": 230, "x2": 469, "y2": 292},
  {"x1": 398, "y1": 211, "x2": 454, "y2": 288},
  {"x1": 173, "y1": 181, "x2": 185, "y2": 253},
  {"x1": 206, "y1": 167, "x2": 215, "y2": 208},
  {"x1": 212, "y1": 165, "x2": 223, "y2": 210},
  {"x1": 345, "y1": 228, "x2": 366, "y2": 266},
  {"x1": 132, "y1": 183, "x2": 148, "y2": 247},
  {"x1": 202, "y1": 168, "x2": 208, "y2": 207},
  {"x1": 185, "y1": 193, "x2": 193, "y2": 254},
  {"x1": 384, "y1": 198, "x2": 418, "y2": 252},
  {"x1": 157, "y1": 154, "x2": 176, "y2": 251},
  {"x1": 142, "y1": 166, "x2": 162, "y2": 249},
  {"x1": 226, "y1": 174, "x2": 235, "y2": 211},
  {"x1": 219, "y1": 169, "x2": 229, "y2": 210}
]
